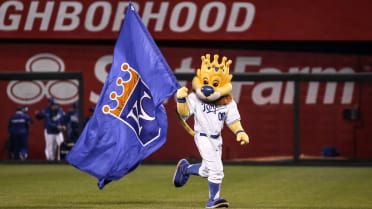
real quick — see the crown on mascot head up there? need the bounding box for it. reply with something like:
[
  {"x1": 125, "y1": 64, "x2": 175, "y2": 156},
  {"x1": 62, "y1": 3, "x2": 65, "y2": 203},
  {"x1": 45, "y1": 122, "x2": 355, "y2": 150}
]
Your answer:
[{"x1": 200, "y1": 54, "x2": 232, "y2": 81}]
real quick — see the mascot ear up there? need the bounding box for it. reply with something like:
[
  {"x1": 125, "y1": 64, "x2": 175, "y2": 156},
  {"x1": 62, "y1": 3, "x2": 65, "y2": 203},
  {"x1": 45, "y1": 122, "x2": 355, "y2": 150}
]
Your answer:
[
  {"x1": 220, "y1": 74, "x2": 233, "y2": 87},
  {"x1": 196, "y1": 68, "x2": 201, "y2": 78},
  {"x1": 192, "y1": 68, "x2": 203, "y2": 90},
  {"x1": 192, "y1": 75, "x2": 202, "y2": 90},
  {"x1": 226, "y1": 74, "x2": 233, "y2": 83}
]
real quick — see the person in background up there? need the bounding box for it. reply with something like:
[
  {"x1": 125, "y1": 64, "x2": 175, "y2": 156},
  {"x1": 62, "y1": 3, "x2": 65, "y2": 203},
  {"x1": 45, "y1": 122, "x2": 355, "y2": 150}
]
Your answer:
[
  {"x1": 60, "y1": 102, "x2": 80, "y2": 159},
  {"x1": 35, "y1": 97, "x2": 66, "y2": 161},
  {"x1": 8, "y1": 106, "x2": 32, "y2": 160},
  {"x1": 64, "y1": 102, "x2": 80, "y2": 143}
]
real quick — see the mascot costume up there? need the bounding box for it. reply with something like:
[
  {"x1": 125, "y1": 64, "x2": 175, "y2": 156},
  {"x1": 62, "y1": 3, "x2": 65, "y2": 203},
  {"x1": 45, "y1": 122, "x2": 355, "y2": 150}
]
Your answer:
[{"x1": 173, "y1": 54, "x2": 250, "y2": 208}]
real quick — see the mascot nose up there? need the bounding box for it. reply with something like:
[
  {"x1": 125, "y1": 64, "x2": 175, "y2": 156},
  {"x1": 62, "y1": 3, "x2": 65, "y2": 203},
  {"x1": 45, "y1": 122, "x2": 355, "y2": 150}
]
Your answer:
[{"x1": 201, "y1": 86, "x2": 214, "y2": 97}]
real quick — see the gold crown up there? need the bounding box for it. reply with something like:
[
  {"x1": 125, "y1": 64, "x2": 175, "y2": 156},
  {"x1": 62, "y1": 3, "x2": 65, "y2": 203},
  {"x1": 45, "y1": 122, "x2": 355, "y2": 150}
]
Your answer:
[
  {"x1": 102, "y1": 63, "x2": 139, "y2": 117},
  {"x1": 200, "y1": 54, "x2": 232, "y2": 76}
]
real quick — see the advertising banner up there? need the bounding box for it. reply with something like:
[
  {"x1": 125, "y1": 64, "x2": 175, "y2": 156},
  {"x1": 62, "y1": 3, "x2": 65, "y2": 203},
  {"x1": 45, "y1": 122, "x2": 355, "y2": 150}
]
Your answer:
[
  {"x1": 1, "y1": 0, "x2": 372, "y2": 40},
  {"x1": 1, "y1": 43, "x2": 372, "y2": 160}
]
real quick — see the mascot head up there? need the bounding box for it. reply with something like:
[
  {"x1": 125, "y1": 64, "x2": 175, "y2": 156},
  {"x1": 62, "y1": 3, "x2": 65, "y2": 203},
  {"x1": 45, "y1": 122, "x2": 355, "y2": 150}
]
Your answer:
[{"x1": 192, "y1": 54, "x2": 233, "y2": 103}]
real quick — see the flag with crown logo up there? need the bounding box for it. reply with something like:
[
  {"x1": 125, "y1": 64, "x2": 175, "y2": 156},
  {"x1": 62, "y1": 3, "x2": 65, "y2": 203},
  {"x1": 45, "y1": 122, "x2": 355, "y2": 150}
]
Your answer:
[{"x1": 66, "y1": 3, "x2": 179, "y2": 189}]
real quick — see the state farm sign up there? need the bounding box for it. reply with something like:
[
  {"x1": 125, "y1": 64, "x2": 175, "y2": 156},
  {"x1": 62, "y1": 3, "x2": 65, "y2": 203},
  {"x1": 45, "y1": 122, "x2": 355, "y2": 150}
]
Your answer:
[{"x1": 1, "y1": 43, "x2": 369, "y2": 108}]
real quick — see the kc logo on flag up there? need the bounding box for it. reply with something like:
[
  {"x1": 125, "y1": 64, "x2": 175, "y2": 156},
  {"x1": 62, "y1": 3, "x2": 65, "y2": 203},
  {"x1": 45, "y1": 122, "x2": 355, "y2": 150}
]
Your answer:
[{"x1": 102, "y1": 63, "x2": 160, "y2": 146}]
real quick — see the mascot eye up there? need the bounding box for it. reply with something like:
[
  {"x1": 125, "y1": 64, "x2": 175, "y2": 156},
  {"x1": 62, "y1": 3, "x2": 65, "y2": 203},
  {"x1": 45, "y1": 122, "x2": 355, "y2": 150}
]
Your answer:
[
  {"x1": 203, "y1": 78, "x2": 209, "y2": 85},
  {"x1": 213, "y1": 81, "x2": 219, "y2": 87}
]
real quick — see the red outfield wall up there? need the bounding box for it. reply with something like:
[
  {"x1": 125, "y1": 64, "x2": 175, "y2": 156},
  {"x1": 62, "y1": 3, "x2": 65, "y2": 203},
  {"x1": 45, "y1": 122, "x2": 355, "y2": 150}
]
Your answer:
[
  {"x1": 1, "y1": 0, "x2": 372, "y2": 160},
  {"x1": 0, "y1": 43, "x2": 371, "y2": 160}
]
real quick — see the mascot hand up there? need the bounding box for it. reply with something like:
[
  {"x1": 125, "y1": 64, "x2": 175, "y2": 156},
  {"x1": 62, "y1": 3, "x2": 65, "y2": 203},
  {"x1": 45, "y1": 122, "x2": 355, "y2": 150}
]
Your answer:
[
  {"x1": 177, "y1": 87, "x2": 188, "y2": 99},
  {"x1": 236, "y1": 131, "x2": 249, "y2": 145}
]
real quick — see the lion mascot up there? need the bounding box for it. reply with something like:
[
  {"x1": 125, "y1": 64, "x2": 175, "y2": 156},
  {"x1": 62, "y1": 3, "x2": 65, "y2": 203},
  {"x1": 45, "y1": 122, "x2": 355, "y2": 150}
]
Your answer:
[{"x1": 172, "y1": 54, "x2": 249, "y2": 208}]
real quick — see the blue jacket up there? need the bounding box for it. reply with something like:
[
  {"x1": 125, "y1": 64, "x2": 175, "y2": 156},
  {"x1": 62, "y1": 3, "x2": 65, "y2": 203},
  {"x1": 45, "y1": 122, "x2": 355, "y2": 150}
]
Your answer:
[
  {"x1": 64, "y1": 109, "x2": 80, "y2": 141},
  {"x1": 36, "y1": 106, "x2": 65, "y2": 134},
  {"x1": 8, "y1": 111, "x2": 32, "y2": 135}
]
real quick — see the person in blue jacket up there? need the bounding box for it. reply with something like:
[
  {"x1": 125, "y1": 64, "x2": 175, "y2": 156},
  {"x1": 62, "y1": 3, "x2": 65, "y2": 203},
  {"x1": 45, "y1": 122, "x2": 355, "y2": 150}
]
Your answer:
[
  {"x1": 60, "y1": 102, "x2": 80, "y2": 159},
  {"x1": 36, "y1": 98, "x2": 66, "y2": 161},
  {"x1": 64, "y1": 102, "x2": 80, "y2": 143},
  {"x1": 8, "y1": 106, "x2": 32, "y2": 160}
]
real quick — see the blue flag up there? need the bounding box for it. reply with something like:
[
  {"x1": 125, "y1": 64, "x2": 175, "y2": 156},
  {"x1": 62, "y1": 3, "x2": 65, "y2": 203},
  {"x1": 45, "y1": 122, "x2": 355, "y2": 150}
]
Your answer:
[{"x1": 66, "y1": 3, "x2": 180, "y2": 189}]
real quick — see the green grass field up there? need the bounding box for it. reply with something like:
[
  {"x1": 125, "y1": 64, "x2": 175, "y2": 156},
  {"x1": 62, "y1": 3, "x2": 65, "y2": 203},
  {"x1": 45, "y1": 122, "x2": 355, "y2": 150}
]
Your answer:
[{"x1": 0, "y1": 164, "x2": 372, "y2": 209}]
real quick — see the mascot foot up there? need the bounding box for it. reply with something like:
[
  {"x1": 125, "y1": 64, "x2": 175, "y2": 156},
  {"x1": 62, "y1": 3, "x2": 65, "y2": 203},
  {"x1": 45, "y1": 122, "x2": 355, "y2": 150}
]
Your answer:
[
  {"x1": 206, "y1": 197, "x2": 229, "y2": 208},
  {"x1": 172, "y1": 159, "x2": 190, "y2": 187}
]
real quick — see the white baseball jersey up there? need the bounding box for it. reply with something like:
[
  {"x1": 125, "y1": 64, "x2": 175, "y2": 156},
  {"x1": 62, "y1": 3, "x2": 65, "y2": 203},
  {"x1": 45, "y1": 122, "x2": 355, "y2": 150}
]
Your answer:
[
  {"x1": 183, "y1": 92, "x2": 241, "y2": 183},
  {"x1": 185, "y1": 92, "x2": 241, "y2": 136}
]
